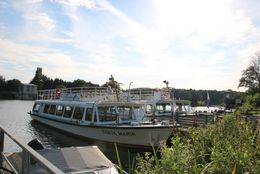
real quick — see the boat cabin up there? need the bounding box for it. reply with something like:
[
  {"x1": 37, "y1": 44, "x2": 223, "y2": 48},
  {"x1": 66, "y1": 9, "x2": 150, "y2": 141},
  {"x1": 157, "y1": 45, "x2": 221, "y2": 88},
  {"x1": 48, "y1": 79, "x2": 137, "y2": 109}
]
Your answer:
[
  {"x1": 32, "y1": 100, "x2": 145, "y2": 125},
  {"x1": 141, "y1": 99, "x2": 193, "y2": 118}
]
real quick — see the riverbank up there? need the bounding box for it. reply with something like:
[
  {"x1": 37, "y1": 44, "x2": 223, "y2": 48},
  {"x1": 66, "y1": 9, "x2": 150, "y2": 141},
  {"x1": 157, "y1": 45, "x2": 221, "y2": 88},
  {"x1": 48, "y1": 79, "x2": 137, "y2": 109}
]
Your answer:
[
  {"x1": 0, "y1": 91, "x2": 17, "y2": 99},
  {"x1": 134, "y1": 114, "x2": 260, "y2": 173}
]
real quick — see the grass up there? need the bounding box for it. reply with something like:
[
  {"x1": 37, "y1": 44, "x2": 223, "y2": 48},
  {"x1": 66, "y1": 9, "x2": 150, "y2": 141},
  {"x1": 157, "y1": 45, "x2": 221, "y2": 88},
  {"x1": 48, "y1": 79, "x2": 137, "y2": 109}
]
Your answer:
[{"x1": 117, "y1": 114, "x2": 260, "y2": 174}]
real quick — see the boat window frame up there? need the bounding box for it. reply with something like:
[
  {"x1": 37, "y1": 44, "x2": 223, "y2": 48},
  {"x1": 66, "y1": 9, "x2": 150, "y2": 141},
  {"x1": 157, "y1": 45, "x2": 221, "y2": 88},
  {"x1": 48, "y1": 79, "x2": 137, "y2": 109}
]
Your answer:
[
  {"x1": 132, "y1": 106, "x2": 145, "y2": 121},
  {"x1": 117, "y1": 105, "x2": 132, "y2": 122},
  {"x1": 97, "y1": 106, "x2": 117, "y2": 123},
  {"x1": 93, "y1": 109, "x2": 97, "y2": 123},
  {"x1": 63, "y1": 105, "x2": 73, "y2": 118},
  {"x1": 156, "y1": 103, "x2": 172, "y2": 113},
  {"x1": 72, "y1": 106, "x2": 85, "y2": 120},
  {"x1": 33, "y1": 103, "x2": 41, "y2": 113},
  {"x1": 43, "y1": 104, "x2": 50, "y2": 114},
  {"x1": 49, "y1": 105, "x2": 56, "y2": 115},
  {"x1": 145, "y1": 104, "x2": 153, "y2": 115},
  {"x1": 55, "y1": 105, "x2": 64, "y2": 117},
  {"x1": 85, "y1": 108, "x2": 93, "y2": 122}
]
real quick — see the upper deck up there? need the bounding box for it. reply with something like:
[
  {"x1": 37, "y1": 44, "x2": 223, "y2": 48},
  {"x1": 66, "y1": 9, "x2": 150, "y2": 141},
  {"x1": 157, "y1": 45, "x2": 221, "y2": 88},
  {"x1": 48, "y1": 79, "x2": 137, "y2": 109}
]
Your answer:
[
  {"x1": 37, "y1": 86, "x2": 118, "y2": 102},
  {"x1": 37, "y1": 87, "x2": 173, "y2": 103}
]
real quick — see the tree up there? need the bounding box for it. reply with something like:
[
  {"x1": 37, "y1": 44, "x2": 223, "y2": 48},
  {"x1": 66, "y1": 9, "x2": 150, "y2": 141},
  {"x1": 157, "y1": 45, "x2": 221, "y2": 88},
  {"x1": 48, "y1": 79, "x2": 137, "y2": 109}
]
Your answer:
[
  {"x1": 30, "y1": 67, "x2": 44, "y2": 90},
  {"x1": 5, "y1": 79, "x2": 21, "y2": 91},
  {"x1": 0, "y1": 75, "x2": 5, "y2": 91},
  {"x1": 239, "y1": 53, "x2": 260, "y2": 93},
  {"x1": 72, "y1": 79, "x2": 87, "y2": 87}
]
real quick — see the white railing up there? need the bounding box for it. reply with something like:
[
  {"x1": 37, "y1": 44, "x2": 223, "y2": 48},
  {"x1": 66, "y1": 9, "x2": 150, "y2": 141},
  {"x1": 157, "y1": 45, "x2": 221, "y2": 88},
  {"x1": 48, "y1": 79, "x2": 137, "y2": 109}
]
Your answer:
[
  {"x1": 37, "y1": 87, "x2": 115, "y2": 101},
  {"x1": 121, "y1": 88, "x2": 171, "y2": 101},
  {"x1": 37, "y1": 87, "x2": 172, "y2": 103}
]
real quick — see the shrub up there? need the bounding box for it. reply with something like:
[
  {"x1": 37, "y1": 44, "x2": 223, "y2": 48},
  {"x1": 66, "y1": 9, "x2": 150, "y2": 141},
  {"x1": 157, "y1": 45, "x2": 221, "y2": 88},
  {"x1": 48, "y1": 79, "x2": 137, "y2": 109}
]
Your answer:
[{"x1": 135, "y1": 115, "x2": 260, "y2": 173}]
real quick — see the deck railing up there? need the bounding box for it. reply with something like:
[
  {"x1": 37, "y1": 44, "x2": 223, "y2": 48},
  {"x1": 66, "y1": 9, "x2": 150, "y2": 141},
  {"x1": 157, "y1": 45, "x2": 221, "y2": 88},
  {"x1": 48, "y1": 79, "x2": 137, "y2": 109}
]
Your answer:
[
  {"x1": 0, "y1": 126, "x2": 64, "y2": 174},
  {"x1": 37, "y1": 87, "x2": 173, "y2": 102},
  {"x1": 121, "y1": 88, "x2": 170, "y2": 101},
  {"x1": 37, "y1": 87, "x2": 113, "y2": 101}
]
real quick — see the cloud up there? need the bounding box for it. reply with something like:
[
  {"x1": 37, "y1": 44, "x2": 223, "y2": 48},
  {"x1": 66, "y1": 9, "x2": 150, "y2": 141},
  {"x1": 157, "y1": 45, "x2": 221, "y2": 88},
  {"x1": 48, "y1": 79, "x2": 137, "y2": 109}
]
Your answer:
[
  {"x1": 1, "y1": 0, "x2": 260, "y2": 91},
  {"x1": 57, "y1": 0, "x2": 98, "y2": 9},
  {"x1": 12, "y1": 0, "x2": 55, "y2": 30},
  {"x1": 27, "y1": 12, "x2": 55, "y2": 30}
]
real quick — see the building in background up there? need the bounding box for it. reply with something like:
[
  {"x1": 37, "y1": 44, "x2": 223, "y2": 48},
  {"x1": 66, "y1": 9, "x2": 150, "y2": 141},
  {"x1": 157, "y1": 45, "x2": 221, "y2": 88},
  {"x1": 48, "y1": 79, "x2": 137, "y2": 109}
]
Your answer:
[{"x1": 18, "y1": 84, "x2": 37, "y2": 100}]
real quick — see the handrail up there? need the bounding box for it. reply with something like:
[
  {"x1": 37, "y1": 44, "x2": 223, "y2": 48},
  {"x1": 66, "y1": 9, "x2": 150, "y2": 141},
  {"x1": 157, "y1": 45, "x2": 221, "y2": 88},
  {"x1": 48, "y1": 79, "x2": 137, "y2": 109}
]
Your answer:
[
  {"x1": 37, "y1": 86, "x2": 113, "y2": 100},
  {"x1": 0, "y1": 126, "x2": 64, "y2": 174}
]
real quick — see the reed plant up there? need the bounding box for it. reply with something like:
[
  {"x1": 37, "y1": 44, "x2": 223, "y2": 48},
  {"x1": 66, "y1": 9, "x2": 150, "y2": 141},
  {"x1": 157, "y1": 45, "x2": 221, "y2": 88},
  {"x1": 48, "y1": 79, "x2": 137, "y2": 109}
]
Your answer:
[{"x1": 135, "y1": 115, "x2": 260, "y2": 174}]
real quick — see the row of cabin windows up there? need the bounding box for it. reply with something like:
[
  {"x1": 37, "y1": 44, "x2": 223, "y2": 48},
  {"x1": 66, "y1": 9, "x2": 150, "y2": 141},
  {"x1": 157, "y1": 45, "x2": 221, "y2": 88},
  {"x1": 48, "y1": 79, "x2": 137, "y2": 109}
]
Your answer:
[
  {"x1": 42, "y1": 104, "x2": 93, "y2": 121},
  {"x1": 144, "y1": 104, "x2": 172, "y2": 114},
  {"x1": 156, "y1": 104, "x2": 172, "y2": 113},
  {"x1": 33, "y1": 103, "x2": 134, "y2": 122},
  {"x1": 97, "y1": 106, "x2": 132, "y2": 122}
]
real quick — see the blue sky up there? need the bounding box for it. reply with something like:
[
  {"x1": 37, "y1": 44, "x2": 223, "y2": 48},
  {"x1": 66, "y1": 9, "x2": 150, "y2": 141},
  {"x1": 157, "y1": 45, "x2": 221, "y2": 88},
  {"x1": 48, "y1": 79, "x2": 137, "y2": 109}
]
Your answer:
[{"x1": 1, "y1": 0, "x2": 260, "y2": 90}]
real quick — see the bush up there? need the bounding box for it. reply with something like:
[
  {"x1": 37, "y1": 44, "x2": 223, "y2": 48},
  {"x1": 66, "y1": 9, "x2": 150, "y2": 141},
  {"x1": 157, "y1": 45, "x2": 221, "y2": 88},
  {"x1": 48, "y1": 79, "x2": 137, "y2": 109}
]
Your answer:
[{"x1": 135, "y1": 115, "x2": 260, "y2": 174}]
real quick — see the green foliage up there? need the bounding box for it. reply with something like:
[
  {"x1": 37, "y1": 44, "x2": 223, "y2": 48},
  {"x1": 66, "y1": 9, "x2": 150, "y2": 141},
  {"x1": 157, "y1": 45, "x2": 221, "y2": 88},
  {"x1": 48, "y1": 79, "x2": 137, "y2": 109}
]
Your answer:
[
  {"x1": 0, "y1": 75, "x2": 5, "y2": 91},
  {"x1": 30, "y1": 67, "x2": 98, "y2": 90},
  {"x1": 196, "y1": 100, "x2": 205, "y2": 106},
  {"x1": 0, "y1": 76, "x2": 22, "y2": 91},
  {"x1": 174, "y1": 89, "x2": 242, "y2": 107},
  {"x1": 5, "y1": 79, "x2": 21, "y2": 91},
  {"x1": 135, "y1": 116, "x2": 260, "y2": 173},
  {"x1": 236, "y1": 93, "x2": 260, "y2": 115},
  {"x1": 30, "y1": 67, "x2": 44, "y2": 89}
]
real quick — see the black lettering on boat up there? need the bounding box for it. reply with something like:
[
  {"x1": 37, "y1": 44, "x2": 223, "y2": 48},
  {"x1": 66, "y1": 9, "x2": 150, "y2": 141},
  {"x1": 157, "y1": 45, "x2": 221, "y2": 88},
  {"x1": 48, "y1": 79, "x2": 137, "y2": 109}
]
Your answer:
[{"x1": 102, "y1": 129, "x2": 118, "y2": 135}]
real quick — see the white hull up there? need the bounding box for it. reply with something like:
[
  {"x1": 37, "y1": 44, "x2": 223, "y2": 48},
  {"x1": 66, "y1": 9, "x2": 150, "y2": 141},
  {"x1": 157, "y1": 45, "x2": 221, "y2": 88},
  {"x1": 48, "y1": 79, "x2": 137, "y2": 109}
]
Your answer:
[{"x1": 30, "y1": 114, "x2": 173, "y2": 148}]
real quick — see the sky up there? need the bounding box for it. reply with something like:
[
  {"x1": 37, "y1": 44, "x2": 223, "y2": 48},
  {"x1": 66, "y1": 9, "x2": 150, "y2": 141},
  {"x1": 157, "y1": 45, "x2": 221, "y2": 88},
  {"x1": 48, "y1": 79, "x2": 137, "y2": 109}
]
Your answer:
[{"x1": 1, "y1": 0, "x2": 260, "y2": 91}]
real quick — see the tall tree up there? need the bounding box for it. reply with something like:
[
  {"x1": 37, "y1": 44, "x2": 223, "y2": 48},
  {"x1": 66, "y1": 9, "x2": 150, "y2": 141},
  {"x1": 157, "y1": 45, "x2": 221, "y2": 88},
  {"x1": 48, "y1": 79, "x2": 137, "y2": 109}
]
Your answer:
[
  {"x1": 30, "y1": 67, "x2": 43, "y2": 90},
  {"x1": 239, "y1": 53, "x2": 260, "y2": 93}
]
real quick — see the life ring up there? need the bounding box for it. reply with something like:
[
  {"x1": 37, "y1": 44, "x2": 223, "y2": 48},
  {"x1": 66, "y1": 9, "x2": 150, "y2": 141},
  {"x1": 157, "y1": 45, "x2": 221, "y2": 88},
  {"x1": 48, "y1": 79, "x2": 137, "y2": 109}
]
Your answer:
[{"x1": 55, "y1": 89, "x2": 61, "y2": 98}]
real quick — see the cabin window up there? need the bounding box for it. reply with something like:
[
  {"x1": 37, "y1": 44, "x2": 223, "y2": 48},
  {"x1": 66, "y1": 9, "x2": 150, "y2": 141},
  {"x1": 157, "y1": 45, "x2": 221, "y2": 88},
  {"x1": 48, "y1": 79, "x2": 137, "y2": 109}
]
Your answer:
[
  {"x1": 49, "y1": 105, "x2": 56, "y2": 115},
  {"x1": 43, "y1": 104, "x2": 50, "y2": 114},
  {"x1": 98, "y1": 106, "x2": 117, "y2": 122},
  {"x1": 56, "y1": 105, "x2": 64, "y2": 116},
  {"x1": 117, "y1": 106, "x2": 132, "y2": 121},
  {"x1": 132, "y1": 106, "x2": 144, "y2": 120},
  {"x1": 85, "y1": 108, "x2": 93, "y2": 121},
  {"x1": 64, "y1": 106, "x2": 73, "y2": 118},
  {"x1": 156, "y1": 104, "x2": 171, "y2": 113},
  {"x1": 73, "y1": 107, "x2": 85, "y2": 120},
  {"x1": 145, "y1": 104, "x2": 152, "y2": 114},
  {"x1": 33, "y1": 104, "x2": 40, "y2": 112},
  {"x1": 176, "y1": 105, "x2": 185, "y2": 112}
]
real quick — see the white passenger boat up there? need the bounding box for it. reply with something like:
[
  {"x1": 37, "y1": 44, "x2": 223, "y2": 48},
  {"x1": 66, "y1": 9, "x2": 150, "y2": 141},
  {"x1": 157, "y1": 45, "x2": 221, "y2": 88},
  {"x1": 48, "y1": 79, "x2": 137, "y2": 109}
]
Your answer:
[
  {"x1": 123, "y1": 87, "x2": 215, "y2": 127},
  {"x1": 29, "y1": 87, "x2": 173, "y2": 148},
  {"x1": 121, "y1": 88, "x2": 192, "y2": 118}
]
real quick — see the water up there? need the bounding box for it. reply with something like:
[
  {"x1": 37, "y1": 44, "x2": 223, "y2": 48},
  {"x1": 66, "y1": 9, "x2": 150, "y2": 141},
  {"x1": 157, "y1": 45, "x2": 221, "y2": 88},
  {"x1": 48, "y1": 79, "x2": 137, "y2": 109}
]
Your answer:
[{"x1": 0, "y1": 100, "x2": 144, "y2": 170}]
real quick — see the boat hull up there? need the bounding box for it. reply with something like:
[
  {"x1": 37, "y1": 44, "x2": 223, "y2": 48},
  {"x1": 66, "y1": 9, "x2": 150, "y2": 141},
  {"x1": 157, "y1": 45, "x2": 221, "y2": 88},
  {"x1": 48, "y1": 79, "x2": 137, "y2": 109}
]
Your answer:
[{"x1": 30, "y1": 114, "x2": 173, "y2": 148}]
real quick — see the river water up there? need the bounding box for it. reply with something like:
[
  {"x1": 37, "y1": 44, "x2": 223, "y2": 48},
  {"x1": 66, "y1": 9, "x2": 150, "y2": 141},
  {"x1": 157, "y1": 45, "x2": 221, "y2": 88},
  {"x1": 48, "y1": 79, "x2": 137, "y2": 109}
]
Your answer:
[{"x1": 0, "y1": 100, "x2": 143, "y2": 170}]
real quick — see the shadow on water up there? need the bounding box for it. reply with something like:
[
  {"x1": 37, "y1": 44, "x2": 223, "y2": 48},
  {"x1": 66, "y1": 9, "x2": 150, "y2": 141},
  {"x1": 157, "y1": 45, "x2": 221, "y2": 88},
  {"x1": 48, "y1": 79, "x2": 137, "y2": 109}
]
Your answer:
[{"x1": 29, "y1": 120, "x2": 149, "y2": 171}]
